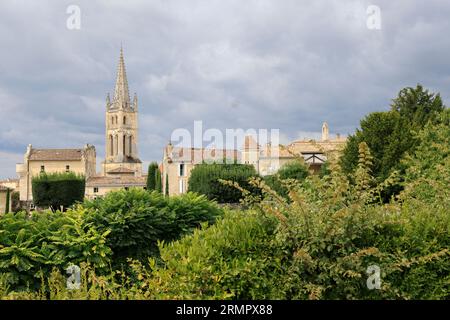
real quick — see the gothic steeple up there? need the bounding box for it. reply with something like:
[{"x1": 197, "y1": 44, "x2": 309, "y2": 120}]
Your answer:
[{"x1": 112, "y1": 46, "x2": 131, "y2": 110}]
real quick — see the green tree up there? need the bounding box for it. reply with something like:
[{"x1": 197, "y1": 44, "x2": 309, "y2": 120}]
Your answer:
[
  {"x1": 146, "y1": 162, "x2": 159, "y2": 191},
  {"x1": 81, "y1": 188, "x2": 223, "y2": 267},
  {"x1": 32, "y1": 172, "x2": 85, "y2": 212},
  {"x1": 155, "y1": 168, "x2": 162, "y2": 193},
  {"x1": 11, "y1": 191, "x2": 20, "y2": 213},
  {"x1": 188, "y1": 163, "x2": 259, "y2": 203},
  {"x1": 340, "y1": 85, "x2": 445, "y2": 181},
  {"x1": 264, "y1": 160, "x2": 310, "y2": 198},
  {"x1": 4, "y1": 188, "x2": 10, "y2": 214},
  {"x1": 165, "y1": 174, "x2": 169, "y2": 196}
]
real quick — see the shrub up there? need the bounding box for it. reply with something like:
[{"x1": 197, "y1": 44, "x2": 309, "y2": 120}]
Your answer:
[
  {"x1": 188, "y1": 163, "x2": 259, "y2": 203},
  {"x1": 264, "y1": 160, "x2": 310, "y2": 199},
  {"x1": 146, "y1": 162, "x2": 161, "y2": 192},
  {"x1": 32, "y1": 172, "x2": 85, "y2": 211},
  {"x1": 340, "y1": 85, "x2": 445, "y2": 182},
  {"x1": 0, "y1": 210, "x2": 111, "y2": 291},
  {"x1": 81, "y1": 188, "x2": 223, "y2": 267},
  {"x1": 4, "y1": 188, "x2": 10, "y2": 214},
  {"x1": 141, "y1": 134, "x2": 449, "y2": 300}
]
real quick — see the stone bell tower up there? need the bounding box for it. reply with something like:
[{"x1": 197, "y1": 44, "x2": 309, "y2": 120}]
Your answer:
[{"x1": 102, "y1": 47, "x2": 142, "y2": 177}]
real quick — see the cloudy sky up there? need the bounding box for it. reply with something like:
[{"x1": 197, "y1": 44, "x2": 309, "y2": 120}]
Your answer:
[{"x1": 1, "y1": 0, "x2": 449, "y2": 178}]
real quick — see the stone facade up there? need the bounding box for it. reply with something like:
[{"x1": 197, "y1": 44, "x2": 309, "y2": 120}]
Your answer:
[
  {"x1": 101, "y1": 47, "x2": 142, "y2": 177},
  {"x1": 86, "y1": 47, "x2": 146, "y2": 198},
  {"x1": 16, "y1": 144, "x2": 97, "y2": 204},
  {"x1": 0, "y1": 178, "x2": 19, "y2": 192},
  {"x1": 257, "y1": 123, "x2": 346, "y2": 175},
  {"x1": 161, "y1": 143, "x2": 240, "y2": 196},
  {"x1": 0, "y1": 186, "x2": 12, "y2": 214},
  {"x1": 13, "y1": 48, "x2": 147, "y2": 206},
  {"x1": 162, "y1": 123, "x2": 346, "y2": 196}
]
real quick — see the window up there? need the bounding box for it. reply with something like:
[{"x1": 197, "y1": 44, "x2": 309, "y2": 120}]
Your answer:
[
  {"x1": 40, "y1": 165, "x2": 45, "y2": 172},
  {"x1": 179, "y1": 163, "x2": 185, "y2": 177},
  {"x1": 179, "y1": 179, "x2": 184, "y2": 194},
  {"x1": 129, "y1": 136, "x2": 132, "y2": 155},
  {"x1": 93, "y1": 187, "x2": 99, "y2": 193},
  {"x1": 123, "y1": 135, "x2": 126, "y2": 156},
  {"x1": 66, "y1": 165, "x2": 70, "y2": 172},
  {"x1": 123, "y1": 116, "x2": 126, "y2": 125}
]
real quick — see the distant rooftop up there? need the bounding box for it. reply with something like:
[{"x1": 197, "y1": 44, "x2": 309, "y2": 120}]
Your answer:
[{"x1": 28, "y1": 148, "x2": 83, "y2": 161}]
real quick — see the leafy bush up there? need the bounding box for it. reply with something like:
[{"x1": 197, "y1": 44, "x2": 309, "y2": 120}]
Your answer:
[
  {"x1": 146, "y1": 162, "x2": 162, "y2": 192},
  {"x1": 0, "y1": 210, "x2": 111, "y2": 291},
  {"x1": 264, "y1": 160, "x2": 310, "y2": 199},
  {"x1": 140, "y1": 127, "x2": 450, "y2": 300},
  {"x1": 340, "y1": 85, "x2": 445, "y2": 182},
  {"x1": 81, "y1": 188, "x2": 223, "y2": 267},
  {"x1": 32, "y1": 172, "x2": 85, "y2": 211},
  {"x1": 188, "y1": 163, "x2": 259, "y2": 203}
]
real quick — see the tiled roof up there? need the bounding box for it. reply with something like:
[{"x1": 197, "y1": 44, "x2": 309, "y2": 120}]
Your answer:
[
  {"x1": 86, "y1": 175, "x2": 146, "y2": 187},
  {"x1": 29, "y1": 149, "x2": 83, "y2": 161},
  {"x1": 0, "y1": 178, "x2": 19, "y2": 183},
  {"x1": 107, "y1": 167, "x2": 136, "y2": 174},
  {"x1": 170, "y1": 147, "x2": 241, "y2": 163}
]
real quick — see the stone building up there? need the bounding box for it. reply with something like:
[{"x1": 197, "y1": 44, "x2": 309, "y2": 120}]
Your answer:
[
  {"x1": 15, "y1": 144, "x2": 96, "y2": 207},
  {"x1": 161, "y1": 143, "x2": 240, "y2": 196},
  {"x1": 14, "y1": 48, "x2": 146, "y2": 205},
  {"x1": 0, "y1": 185, "x2": 12, "y2": 214},
  {"x1": 256, "y1": 122, "x2": 347, "y2": 175},
  {"x1": 85, "y1": 48, "x2": 146, "y2": 199},
  {"x1": 0, "y1": 178, "x2": 19, "y2": 192},
  {"x1": 162, "y1": 123, "x2": 346, "y2": 196}
]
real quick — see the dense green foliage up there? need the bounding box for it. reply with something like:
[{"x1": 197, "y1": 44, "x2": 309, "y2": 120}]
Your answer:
[
  {"x1": 155, "y1": 168, "x2": 162, "y2": 193},
  {"x1": 32, "y1": 172, "x2": 85, "y2": 211},
  {"x1": 81, "y1": 189, "x2": 223, "y2": 267},
  {"x1": 165, "y1": 174, "x2": 169, "y2": 196},
  {"x1": 146, "y1": 162, "x2": 161, "y2": 192},
  {"x1": 11, "y1": 191, "x2": 20, "y2": 213},
  {"x1": 264, "y1": 160, "x2": 310, "y2": 199},
  {"x1": 0, "y1": 210, "x2": 111, "y2": 291},
  {"x1": 340, "y1": 85, "x2": 445, "y2": 182},
  {"x1": 0, "y1": 189, "x2": 223, "y2": 293},
  {"x1": 4, "y1": 188, "x2": 10, "y2": 214},
  {"x1": 188, "y1": 163, "x2": 259, "y2": 203},
  {"x1": 137, "y1": 119, "x2": 449, "y2": 299}
]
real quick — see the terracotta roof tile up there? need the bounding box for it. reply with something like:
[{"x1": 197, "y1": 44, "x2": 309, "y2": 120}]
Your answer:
[
  {"x1": 107, "y1": 167, "x2": 136, "y2": 174},
  {"x1": 86, "y1": 175, "x2": 146, "y2": 187},
  {"x1": 29, "y1": 149, "x2": 83, "y2": 161}
]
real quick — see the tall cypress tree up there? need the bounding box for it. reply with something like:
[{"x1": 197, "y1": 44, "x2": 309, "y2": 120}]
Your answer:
[
  {"x1": 147, "y1": 162, "x2": 159, "y2": 191},
  {"x1": 155, "y1": 168, "x2": 162, "y2": 193},
  {"x1": 5, "y1": 188, "x2": 10, "y2": 214},
  {"x1": 165, "y1": 174, "x2": 169, "y2": 196}
]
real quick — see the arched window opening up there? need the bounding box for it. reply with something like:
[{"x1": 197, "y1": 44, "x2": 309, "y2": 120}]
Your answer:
[
  {"x1": 123, "y1": 135, "x2": 126, "y2": 156},
  {"x1": 115, "y1": 135, "x2": 118, "y2": 156},
  {"x1": 110, "y1": 135, "x2": 114, "y2": 156},
  {"x1": 129, "y1": 135, "x2": 133, "y2": 155},
  {"x1": 123, "y1": 116, "x2": 126, "y2": 125}
]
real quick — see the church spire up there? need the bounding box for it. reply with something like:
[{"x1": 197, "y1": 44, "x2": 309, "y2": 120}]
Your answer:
[{"x1": 113, "y1": 46, "x2": 131, "y2": 109}]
